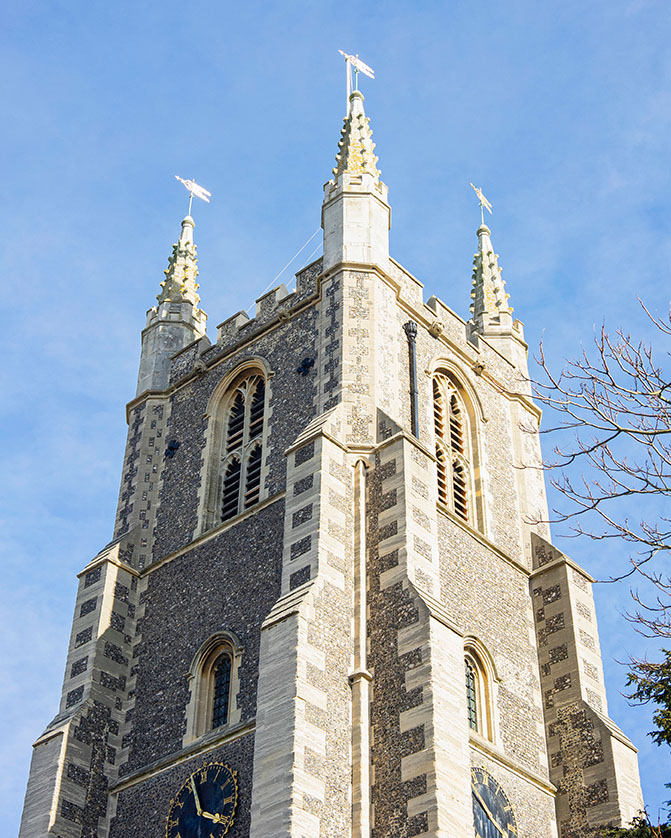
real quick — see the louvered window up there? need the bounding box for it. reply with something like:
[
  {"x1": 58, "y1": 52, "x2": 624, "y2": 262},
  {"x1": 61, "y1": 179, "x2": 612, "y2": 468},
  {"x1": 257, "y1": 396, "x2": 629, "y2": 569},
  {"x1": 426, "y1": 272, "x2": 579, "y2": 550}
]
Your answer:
[
  {"x1": 221, "y1": 459, "x2": 241, "y2": 521},
  {"x1": 433, "y1": 375, "x2": 473, "y2": 524},
  {"x1": 219, "y1": 373, "x2": 267, "y2": 522},
  {"x1": 433, "y1": 380, "x2": 448, "y2": 506},
  {"x1": 244, "y1": 445, "x2": 262, "y2": 509},
  {"x1": 211, "y1": 653, "x2": 232, "y2": 729},
  {"x1": 248, "y1": 380, "x2": 265, "y2": 439},
  {"x1": 226, "y1": 393, "x2": 245, "y2": 452}
]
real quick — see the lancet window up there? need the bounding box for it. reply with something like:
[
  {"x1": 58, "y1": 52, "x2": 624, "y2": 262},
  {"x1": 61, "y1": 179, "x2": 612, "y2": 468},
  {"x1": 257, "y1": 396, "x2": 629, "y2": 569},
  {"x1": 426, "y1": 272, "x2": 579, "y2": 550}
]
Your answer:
[
  {"x1": 465, "y1": 659, "x2": 478, "y2": 731},
  {"x1": 464, "y1": 643, "x2": 496, "y2": 742},
  {"x1": 184, "y1": 633, "x2": 242, "y2": 743},
  {"x1": 433, "y1": 374, "x2": 474, "y2": 524},
  {"x1": 211, "y1": 653, "x2": 232, "y2": 729}
]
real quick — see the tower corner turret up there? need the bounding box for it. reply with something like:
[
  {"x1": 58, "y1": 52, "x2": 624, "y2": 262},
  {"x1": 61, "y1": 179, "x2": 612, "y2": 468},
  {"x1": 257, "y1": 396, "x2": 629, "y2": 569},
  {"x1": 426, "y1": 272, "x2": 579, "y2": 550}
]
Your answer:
[
  {"x1": 321, "y1": 90, "x2": 391, "y2": 271},
  {"x1": 136, "y1": 214, "x2": 207, "y2": 396}
]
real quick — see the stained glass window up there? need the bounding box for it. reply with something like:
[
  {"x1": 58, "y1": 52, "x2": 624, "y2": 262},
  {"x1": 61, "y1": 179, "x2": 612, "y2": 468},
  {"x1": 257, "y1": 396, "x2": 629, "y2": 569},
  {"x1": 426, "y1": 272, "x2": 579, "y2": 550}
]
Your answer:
[
  {"x1": 466, "y1": 659, "x2": 478, "y2": 731},
  {"x1": 211, "y1": 653, "x2": 232, "y2": 729}
]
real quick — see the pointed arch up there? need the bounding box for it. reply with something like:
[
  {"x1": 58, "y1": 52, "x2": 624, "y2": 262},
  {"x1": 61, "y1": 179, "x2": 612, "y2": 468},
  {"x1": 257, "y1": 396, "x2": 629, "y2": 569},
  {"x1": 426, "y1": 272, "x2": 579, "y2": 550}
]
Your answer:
[
  {"x1": 463, "y1": 636, "x2": 499, "y2": 743},
  {"x1": 199, "y1": 360, "x2": 271, "y2": 532},
  {"x1": 427, "y1": 356, "x2": 487, "y2": 417},
  {"x1": 184, "y1": 631, "x2": 244, "y2": 743},
  {"x1": 432, "y1": 367, "x2": 483, "y2": 530}
]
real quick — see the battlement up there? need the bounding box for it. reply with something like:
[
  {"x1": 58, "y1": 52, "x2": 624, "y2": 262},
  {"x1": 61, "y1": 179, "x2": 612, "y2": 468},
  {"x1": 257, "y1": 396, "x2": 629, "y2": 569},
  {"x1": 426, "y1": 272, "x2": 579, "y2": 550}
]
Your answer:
[{"x1": 167, "y1": 258, "x2": 323, "y2": 385}]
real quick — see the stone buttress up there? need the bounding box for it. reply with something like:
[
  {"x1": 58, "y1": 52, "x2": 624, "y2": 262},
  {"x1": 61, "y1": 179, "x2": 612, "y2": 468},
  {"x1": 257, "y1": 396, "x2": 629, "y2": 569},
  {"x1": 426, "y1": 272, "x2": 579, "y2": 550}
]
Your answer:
[
  {"x1": 19, "y1": 216, "x2": 206, "y2": 838},
  {"x1": 531, "y1": 534, "x2": 643, "y2": 835},
  {"x1": 19, "y1": 534, "x2": 140, "y2": 838}
]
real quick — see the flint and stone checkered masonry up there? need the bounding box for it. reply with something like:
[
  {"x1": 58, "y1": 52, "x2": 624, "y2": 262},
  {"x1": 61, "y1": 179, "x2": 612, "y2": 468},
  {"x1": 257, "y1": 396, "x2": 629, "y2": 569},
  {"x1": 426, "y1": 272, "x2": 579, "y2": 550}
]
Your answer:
[{"x1": 19, "y1": 90, "x2": 643, "y2": 838}]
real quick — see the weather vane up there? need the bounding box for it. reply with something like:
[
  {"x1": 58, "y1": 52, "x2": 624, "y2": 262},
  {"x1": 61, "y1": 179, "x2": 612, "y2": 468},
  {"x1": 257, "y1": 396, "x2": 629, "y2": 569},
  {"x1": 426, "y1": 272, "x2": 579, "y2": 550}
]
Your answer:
[
  {"x1": 175, "y1": 176, "x2": 212, "y2": 217},
  {"x1": 469, "y1": 182, "x2": 493, "y2": 226},
  {"x1": 338, "y1": 50, "x2": 375, "y2": 114}
]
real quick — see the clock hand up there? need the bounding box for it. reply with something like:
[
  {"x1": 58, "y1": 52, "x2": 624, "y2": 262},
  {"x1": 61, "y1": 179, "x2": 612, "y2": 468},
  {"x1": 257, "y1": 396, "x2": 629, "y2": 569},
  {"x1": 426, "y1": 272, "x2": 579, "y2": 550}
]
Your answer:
[
  {"x1": 202, "y1": 811, "x2": 230, "y2": 824},
  {"x1": 189, "y1": 776, "x2": 203, "y2": 816},
  {"x1": 472, "y1": 787, "x2": 506, "y2": 837}
]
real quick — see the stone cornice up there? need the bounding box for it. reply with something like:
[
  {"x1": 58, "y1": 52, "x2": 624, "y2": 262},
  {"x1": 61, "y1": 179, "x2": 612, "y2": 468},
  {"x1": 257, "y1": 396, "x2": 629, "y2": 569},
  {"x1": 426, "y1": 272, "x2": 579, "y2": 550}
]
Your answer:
[
  {"x1": 529, "y1": 554, "x2": 595, "y2": 584},
  {"x1": 469, "y1": 737, "x2": 557, "y2": 797},
  {"x1": 141, "y1": 492, "x2": 286, "y2": 577},
  {"x1": 109, "y1": 718, "x2": 256, "y2": 794},
  {"x1": 436, "y1": 504, "x2": 531, "y2": 578}
]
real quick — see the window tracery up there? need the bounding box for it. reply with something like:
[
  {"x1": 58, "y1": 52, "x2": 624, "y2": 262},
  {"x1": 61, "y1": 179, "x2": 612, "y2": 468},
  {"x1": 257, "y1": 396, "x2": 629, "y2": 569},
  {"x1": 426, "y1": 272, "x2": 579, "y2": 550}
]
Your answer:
[
  {"x1": 433, "y1": 373, "x2": 479, "y2": 526},
  {"x1": 201, "y1": 368, "x2": 268, "y2": 532},
  {"x1": 219, "y1": 373, "x2": 266, "y2": 522}
]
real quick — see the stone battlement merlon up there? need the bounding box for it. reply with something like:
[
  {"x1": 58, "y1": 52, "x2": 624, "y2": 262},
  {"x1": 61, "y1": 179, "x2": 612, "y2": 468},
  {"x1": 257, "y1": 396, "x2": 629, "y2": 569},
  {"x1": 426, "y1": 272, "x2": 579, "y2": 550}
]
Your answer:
[
  {"x1": 209, "y1": 258, "x2": 323, "y2": 351},
  {"x1": 125, "y1": 252, "x2": 538, "y2": 427}
]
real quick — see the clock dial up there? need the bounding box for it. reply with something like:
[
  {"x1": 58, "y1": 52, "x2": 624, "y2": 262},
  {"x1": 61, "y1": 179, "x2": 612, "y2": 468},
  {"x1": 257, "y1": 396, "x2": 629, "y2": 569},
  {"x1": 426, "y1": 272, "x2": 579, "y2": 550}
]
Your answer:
[
  {"x1": 166, "y1": 762, "x2": 238, "y2": 838},
  {"x1": 471, "y1": 767, "x2": 517, "y2": 838}
]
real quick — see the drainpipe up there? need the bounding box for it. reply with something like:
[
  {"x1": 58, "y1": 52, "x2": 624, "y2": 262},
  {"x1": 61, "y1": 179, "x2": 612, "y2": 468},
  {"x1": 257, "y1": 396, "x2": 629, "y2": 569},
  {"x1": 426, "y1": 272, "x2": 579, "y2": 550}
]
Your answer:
[
  {"x1": 350, "y1": 458, "x2": 371, "y2": 837},
  {"x1": 403, "y1": 321, "x2": 420, "y2": 438}
]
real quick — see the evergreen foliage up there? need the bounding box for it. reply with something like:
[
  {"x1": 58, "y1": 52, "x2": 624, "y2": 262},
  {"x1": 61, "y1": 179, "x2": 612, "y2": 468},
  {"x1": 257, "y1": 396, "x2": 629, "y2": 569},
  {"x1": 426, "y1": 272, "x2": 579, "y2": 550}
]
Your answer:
[
  {"x1": 601, "y1": 815, "x2": 671, "y2": 837},
  {"x1": 625, "y1": 651, "x2": 671, "y2": 748}
]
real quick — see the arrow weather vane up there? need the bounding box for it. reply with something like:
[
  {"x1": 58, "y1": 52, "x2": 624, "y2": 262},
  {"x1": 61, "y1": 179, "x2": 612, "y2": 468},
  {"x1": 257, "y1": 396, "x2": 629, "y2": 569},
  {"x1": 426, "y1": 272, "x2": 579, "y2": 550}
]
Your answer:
[
  {"x1": 175, "y1": 176, "x2": 212, "y2": 217},
  {"x1": 338, "y1": 50, "x2": 375, "y2": 114},
  {"x1": 469, "y1": 182, "x2": 493, "y2": 226}
]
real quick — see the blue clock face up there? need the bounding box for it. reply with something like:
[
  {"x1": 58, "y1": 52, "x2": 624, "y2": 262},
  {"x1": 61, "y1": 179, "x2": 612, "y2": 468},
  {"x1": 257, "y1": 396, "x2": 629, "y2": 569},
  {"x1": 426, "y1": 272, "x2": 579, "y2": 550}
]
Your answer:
[
  {"x1": 471, "y1": 767, "x2": 517, "y2": 838},
  {"x1": 166, "y1": 762, "x2": 238, "y2": 838}
]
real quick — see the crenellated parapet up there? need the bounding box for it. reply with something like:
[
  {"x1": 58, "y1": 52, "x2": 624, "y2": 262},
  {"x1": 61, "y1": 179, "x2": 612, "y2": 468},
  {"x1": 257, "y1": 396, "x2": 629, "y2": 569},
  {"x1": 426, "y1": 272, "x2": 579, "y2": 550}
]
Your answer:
[{"x1": 163, "y1": 259, "x2": 323, "y2": 386}]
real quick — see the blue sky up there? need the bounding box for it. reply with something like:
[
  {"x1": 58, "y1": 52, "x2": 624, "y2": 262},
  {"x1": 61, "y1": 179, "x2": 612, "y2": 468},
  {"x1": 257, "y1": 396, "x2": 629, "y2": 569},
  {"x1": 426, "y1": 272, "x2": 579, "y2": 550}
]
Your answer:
[{"x1": 2, "y1": 0, "x2": 670, "y2": 832}]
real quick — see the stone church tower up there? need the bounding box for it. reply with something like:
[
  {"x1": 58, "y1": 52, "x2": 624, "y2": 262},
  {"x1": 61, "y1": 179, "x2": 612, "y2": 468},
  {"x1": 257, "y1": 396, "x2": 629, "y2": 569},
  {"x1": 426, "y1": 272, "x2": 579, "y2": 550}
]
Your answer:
[{"x1": 20, "y1": 90, "x2": 643, "y2": 838}]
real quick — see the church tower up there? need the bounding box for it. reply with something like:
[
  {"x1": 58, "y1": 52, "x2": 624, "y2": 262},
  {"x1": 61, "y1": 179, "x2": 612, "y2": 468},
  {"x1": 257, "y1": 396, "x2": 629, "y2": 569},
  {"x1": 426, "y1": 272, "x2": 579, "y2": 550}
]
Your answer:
[{"x1": 20, "y1": 89, "x2": 643, "y2": 838}]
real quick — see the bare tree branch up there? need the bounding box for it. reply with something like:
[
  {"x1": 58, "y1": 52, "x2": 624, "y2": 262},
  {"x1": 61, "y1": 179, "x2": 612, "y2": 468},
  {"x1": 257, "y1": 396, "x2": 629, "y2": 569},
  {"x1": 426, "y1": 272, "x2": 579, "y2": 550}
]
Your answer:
[{"x1": 530, "y1": 299, "x2": 671, "y2": 596}]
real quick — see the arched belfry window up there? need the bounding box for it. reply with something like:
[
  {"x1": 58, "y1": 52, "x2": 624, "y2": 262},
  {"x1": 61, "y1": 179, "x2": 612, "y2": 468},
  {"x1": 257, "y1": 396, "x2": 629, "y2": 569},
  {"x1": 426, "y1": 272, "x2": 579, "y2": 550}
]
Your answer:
[
  {"x1": 464, "y1": 641, "x2": 497, "y2": 742},
  {"x1": 184, "y1": 633, "x2": 243, "y2": 744},
  {"x1": 220, "y1": 374, "x2": 266, "y2": 521},
  {"x1": 201, "y1": 368, "x2": 269, "y2": 532},
  {"x1": 433, "y1": 373, "x2": 480, "y2": 527}
]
